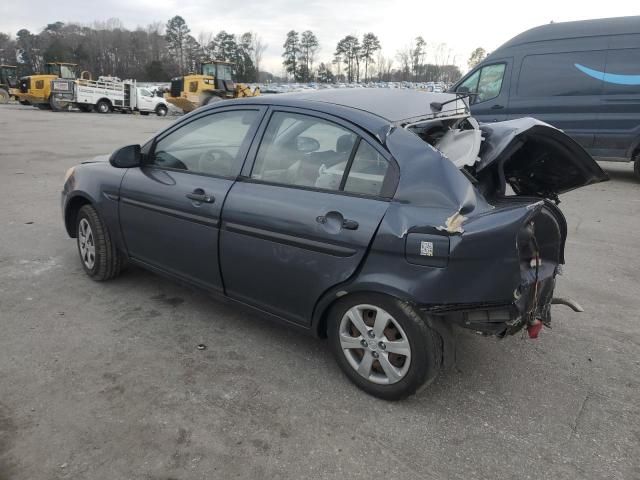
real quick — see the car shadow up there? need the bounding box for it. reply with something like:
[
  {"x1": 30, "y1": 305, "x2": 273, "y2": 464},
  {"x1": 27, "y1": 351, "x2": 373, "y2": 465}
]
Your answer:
[{"x1": 112, "y1": 265, "x2": 518, "y2": 402}]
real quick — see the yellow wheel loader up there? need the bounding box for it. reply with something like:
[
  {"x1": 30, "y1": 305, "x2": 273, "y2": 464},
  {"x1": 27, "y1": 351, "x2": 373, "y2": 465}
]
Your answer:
[
  {"x1": 15, "y1": 62, "x2": 79, "y2": 109},
  {"x1": 165, "y1": 60, "x2": 260, "y2": 113},
  {"x1": 0, "y1": 65, "x2": 19, "y2": 104}
]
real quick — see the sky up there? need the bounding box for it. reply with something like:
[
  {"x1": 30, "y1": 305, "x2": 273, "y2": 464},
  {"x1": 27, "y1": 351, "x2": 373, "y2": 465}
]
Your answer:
[{"x1": 0, "y1": 1, "x2": 637, "y2": 75}]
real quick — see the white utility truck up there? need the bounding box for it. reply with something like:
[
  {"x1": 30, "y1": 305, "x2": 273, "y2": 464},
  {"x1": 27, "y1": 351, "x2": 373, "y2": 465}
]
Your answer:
[{"x1": 50, "y1": 76, "x2": 169, "y2": 116}]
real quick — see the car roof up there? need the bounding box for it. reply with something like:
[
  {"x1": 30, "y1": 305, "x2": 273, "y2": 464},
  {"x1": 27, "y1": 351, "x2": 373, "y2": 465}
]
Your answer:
[
  {"x1": 226, "y1": 89, "x2": 459, "y2": 122},
  {"x1": 495, "y1": 16, "x2": 640, "y2": 50}
]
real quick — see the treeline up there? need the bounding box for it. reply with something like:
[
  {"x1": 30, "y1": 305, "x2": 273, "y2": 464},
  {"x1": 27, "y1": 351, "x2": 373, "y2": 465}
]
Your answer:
[
  {"x1": 0, "y1": 16, "x2": 462, "y2": 84},
  {"x1": 282, "y1": 31, "x2": 462, "y2": 84},
  {"x1": 0, "y1": 17, "x2": 265, "y2": 82}
]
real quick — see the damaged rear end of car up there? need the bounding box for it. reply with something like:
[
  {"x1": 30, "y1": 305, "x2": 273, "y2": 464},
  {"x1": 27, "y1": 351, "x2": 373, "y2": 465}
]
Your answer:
[{"x1": 374, "y1": 98, "x2": 608, "y2": 342}]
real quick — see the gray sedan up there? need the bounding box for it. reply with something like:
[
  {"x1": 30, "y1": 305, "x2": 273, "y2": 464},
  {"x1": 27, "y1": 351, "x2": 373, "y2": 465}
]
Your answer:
[{"x1": 61, "y1": 89, "x2": 607, "y2": 400}]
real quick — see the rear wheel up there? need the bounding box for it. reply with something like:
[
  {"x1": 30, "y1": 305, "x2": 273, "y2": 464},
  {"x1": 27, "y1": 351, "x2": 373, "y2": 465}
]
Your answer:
[
  {"x1": 76, "y1": 205, "x2": 124, "y2": 281},
  {"x1": 0, "y1": 88, "x2": 9, "y2": 104},
  {"x1": 327, "y1": 293, "x2": 441, "y2": 400},
  {"x1": 95, "y1": 100, "x2": 111, "y2": 114}
]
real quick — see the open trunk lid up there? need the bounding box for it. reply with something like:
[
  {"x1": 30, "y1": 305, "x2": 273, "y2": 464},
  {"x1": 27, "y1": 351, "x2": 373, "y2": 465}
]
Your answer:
[{"x1": 476, "y1": 118, "x2": 608, "y2": 198}]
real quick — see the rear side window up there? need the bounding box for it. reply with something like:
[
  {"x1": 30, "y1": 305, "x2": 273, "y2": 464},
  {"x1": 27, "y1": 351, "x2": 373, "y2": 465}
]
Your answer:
[
  {"x1": 343, "y1": 142, "x2": 389, "y2": 196},
  {"x1": 252, "y1": 112, "x2": 357, "y2": 189},
  {"x1": 252, "y1": 111, "x2": 393, "y2": 197},
  {"x1": 517, "y1": 51, "x2": 606, "y2": 97},
  {"x1": 458, "y1": 64, "x2": 506, "y2": 104},
  {"x1": 602, "y1": 49, "x2": 640, "y2": 95}
]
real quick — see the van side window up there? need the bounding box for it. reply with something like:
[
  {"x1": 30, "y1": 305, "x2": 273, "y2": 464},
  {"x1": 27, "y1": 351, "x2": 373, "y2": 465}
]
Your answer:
[
  {"x1": 603, "y1": 49, "x2": 640, "y2": 95},
  {"x1": 458, "y1": 64, "x2": 505, "y2": 104},
  {"x1": 517, "y1": 51, "x2": 606, "y2": 97}
]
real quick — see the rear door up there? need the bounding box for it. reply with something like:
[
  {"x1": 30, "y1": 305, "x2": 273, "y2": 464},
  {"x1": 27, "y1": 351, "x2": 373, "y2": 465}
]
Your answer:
[
  {"x1": 220, "y1": 108, "x2": 397, "y2": 325},
  {"x1": 118, "y1": 106, "x2": 265, "y2": 292},
  {"x1": 456, "y1": 60, "x2": 512, "y2": 122},
  {"x1": 592, "y1": 35, "x2": 640, "y2": 160}
]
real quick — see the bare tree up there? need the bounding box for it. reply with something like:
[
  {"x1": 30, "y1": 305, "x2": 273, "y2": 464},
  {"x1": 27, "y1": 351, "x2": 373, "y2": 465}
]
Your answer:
[{"x1": 250, "y1": 33, "x2": 267, "y2": 77}]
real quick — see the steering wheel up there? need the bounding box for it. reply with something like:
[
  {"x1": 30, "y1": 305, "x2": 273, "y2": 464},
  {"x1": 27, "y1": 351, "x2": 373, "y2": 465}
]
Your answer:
[{"x1": 198, "y1": 149, "x2": 235, "y2": 176}]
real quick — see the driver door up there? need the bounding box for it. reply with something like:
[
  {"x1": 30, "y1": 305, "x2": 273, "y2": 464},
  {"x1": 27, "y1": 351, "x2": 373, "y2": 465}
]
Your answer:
[{"x1": 118, "y1": 106, "x2": 265, "y2": 292}]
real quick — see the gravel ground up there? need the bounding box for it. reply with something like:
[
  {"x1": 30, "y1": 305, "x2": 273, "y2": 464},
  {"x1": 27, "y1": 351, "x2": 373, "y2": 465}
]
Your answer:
[{"x1": 0, "y1": 104, "x2": 639, "y2": 480}]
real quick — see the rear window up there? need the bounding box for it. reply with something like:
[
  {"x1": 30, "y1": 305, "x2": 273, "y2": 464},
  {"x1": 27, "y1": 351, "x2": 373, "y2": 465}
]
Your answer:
[
  {"x1": 517, "y1": 51, "x2": 606, "y2": 97},
  {"x1": 602, "y1": 49, "x2": 640, "y2": 95}
]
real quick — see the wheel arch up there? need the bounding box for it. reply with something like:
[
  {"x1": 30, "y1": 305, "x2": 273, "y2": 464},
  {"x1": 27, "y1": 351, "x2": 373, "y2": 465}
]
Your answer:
[
  {"x1": 312, "y1": 282, "x2": 414, "y2": 338},
  {"x1": 64, "y1": 193, "x2": 94, "y2": 238},
  {"x1": 312, "y1": 282, "x2": 455, "y2": 369}
]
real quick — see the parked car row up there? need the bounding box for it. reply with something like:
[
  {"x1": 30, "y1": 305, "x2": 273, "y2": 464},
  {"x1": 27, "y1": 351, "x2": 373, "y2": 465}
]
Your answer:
[{"x1": 259, "y1": 81, "x2": 450, "y2": 95}]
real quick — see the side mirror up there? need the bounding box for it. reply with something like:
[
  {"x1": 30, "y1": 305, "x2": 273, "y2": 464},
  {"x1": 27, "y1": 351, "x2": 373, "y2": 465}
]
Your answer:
[
  {"x1": 109, "y1": 144, "x2": 141, "y2": 168},
  {"x1": 457, "y1": 86, "x2": 470, "y2": 94},
  {"x1": 296, "y1": 136, "x2": 320, "y2": 153}
]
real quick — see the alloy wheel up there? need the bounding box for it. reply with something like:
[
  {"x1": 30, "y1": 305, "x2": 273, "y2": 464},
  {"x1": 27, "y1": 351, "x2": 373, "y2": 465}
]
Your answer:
[
  {"x1": 338, "y1": 304, "x2": 412, "y2": 385},
  {"x1": 78, "y1": 218, "x2": 96, "y2": 269}
]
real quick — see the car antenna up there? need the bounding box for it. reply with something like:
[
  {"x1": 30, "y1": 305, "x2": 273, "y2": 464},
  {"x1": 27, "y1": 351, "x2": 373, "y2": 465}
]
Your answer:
[{"x1": 430, "y1": 92, "x2": 477, "y2": 112}]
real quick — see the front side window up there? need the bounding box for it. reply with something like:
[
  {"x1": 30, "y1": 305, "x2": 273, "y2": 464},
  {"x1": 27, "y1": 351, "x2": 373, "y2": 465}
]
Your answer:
[
  {"x1": 475, "y1": 64, "x2": 506, "y2": 103},
  {"x1": 151, "y1": 110, "x2": 258, "y2": 177},
  {"x1": 458, "y1": 64, "x2": 505, "y2": 104},
  {"x1": 217, "y1": 64, "x2": 233, "y2": 81}
]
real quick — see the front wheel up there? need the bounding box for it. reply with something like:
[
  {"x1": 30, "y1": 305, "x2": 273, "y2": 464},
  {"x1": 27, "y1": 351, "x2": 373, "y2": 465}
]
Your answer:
[
  {"x1": 76, "y1": 204, "x2": 124, "y2": 281},
  {"x1": 155, "y1": 104, "x2": 168, "y2": 116},
  {"x1": 328, "y1": 293, "x2": 441, "y2": 400}
]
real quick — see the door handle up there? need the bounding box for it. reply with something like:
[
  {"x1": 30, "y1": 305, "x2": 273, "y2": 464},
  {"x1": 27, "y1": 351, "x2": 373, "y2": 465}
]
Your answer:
[
  {"x1": 186, "y1": 189, "x2": 214, "y2": 204},
  {"x1": 342, "y1": 219, "x2": 359, "y2": 230},
  {"x1": 316, "y1": 212, "x2": 359, "y2": 231},
  {"x1": 491, "y1": 104, "x2": 504, "y2": 110}
]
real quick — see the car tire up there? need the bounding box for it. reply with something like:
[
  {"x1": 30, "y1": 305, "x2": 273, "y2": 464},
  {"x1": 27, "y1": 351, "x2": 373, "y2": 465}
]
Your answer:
[
  {"x1": 0, "y1": 88, "x2": 9, "y2": 104},
  {"x1": 327, "y1": 293, "x2": 441, "y2": 400},
  {"x1": 76, "y1": 204, "x2": 124, "y2": 281},
  {"x1": 95, "y1": 100, "x2": 111, "y2": 114},
  {"x1": 634, "y1": 155, "x2": 640, "y2": 182},
  {"x1": 155, "y1": 105, "x2": 168, "y2": 116}
]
